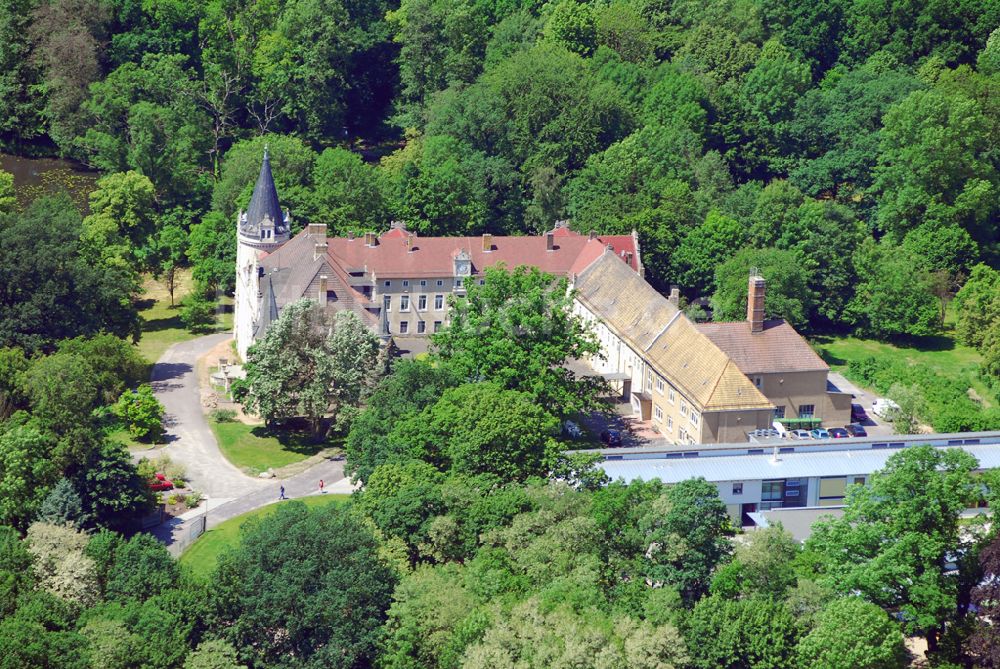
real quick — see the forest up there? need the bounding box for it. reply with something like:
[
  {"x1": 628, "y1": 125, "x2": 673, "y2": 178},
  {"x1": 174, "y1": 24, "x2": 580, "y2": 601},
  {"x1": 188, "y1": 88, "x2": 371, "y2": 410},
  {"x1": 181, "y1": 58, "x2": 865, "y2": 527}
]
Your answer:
[{"x1": 0, "y1": 0, "x2": 998, "y2": 342}]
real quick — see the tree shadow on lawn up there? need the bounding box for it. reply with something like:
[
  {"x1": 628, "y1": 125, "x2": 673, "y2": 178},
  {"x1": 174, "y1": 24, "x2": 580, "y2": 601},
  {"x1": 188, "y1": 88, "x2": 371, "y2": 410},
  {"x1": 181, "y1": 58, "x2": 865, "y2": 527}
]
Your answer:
[
  {"x1": 142, "y1": 312, "x2": 185, "y2": 333},
  {"x1": 249, "y1": 422, "x2": 329, "y2": 457}
]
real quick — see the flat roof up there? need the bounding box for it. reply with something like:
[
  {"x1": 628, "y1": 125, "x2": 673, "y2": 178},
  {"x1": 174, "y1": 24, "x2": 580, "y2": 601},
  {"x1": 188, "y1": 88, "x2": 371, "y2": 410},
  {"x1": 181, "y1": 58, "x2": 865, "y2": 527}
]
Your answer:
[{"x1": 599, "y1": 442, "x2": 1000, "y2": 484}]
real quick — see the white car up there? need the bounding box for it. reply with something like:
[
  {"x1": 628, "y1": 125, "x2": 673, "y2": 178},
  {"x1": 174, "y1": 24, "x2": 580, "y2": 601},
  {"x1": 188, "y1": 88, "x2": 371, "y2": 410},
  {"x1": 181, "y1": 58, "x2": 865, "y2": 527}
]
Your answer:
[
  {"x1": 790, "y1": 429, "x2": 813, "y2": 440},
  {"x1": 872, "y1": 398, "x2": 900, "y2": 418}
]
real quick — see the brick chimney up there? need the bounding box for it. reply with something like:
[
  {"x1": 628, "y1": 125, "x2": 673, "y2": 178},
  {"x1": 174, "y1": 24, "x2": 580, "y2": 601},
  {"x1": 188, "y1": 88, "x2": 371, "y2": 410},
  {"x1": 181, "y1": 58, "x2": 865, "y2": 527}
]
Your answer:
[
  {"x1": 482, "y1": 233, "x2": 493, "y2": 252},
  {"x1": 405, "y1": 234, "x2": 413, "y2": 252},
  {"x1": 306, "y1": 223, "x2": 327, "y2": 237},
  {"x1": 668, "y1": 285, "x2": 680, "y2": 306},
  {"x1": 313, "y1": 241, "x2": 326, "y2": 262},
  {"x1": 318, "y1": 275, "x2": 328, "y2": 303},
  {"x1": 747, "y1": 269, "x2": 765, "y2": 333},
  {"x1": 546, "y1": 231, "x2": 554, "y2": 251},
  {"x1": 364, "y1": 231, "x2": 377, "y2": 247}
]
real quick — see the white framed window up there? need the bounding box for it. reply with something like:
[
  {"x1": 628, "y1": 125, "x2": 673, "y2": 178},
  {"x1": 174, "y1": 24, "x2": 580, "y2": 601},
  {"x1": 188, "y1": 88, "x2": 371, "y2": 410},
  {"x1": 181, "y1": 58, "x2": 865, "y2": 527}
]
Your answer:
[
  {"x1": 732, "y1": 482, "x2": 743, "y2": 495},
  {"x1": 654, "y1": 405, "x2": 663, "y2": 421},
  {"x1": 433, "y1": 320, "x2": 442, "y2": 332},
  {"x1": 417, "y1": 321, "x2": 426, "y2": 334},
  {"x1": 679, "y1": 428, "x2": 687, "y2": 441},
  {"x1": 479, "y1": 278, "x2": 485, "y2": 285},
  {"x1": 402, "y1": 280, "x2": 409, "y2": 287},
  {"x1": 798, "y1": 404, "x2": 815, "y2": 418},
  {"x1": 456, "y1": 278, "x2": 464, "y2": 288},
  {"x1": 399, "y1": 321, "x2": 408, "y2": 334},
  {"x1": 680, "y1": 401, "x2": 688, "y2": 417},
  {"x1": 655, "y1": 378, "x2": 665, "y2": 394},
  {"x1": 668, "y1": 388, "x2": 675, "y2": 405},
  {"x1": 751, "y1": 375, "x2": 763, "y2": 388},
  {"x1": 436, "y1": 279, "x2": 444, "y2": 287},
  {"x1": 689, "y1": 411, "x2": 699, "y2": 427},
  {"x1": 418, "y1": 295, "x2": 427, "y2": 311},
  {"x1": 645, "y1": 370, "x2": 653, "y2": 392},
  {"x1": 434, "y1": 295, "x2": 444, "y2": 310},
  {"x1": 383, "y1": 295, "x2": 391, "y2": 312},
  {"x1": 666, "y1": 417, "x2": 673, "y2": 431},
  {"x1": 420, "y1": 280, "x2": 427, "y2": 287},
  {"x1": 383, "y1": 280, "x2": 390, "y2": 288},
  {"x1": 400, "y1": 295, "x2": 410, "y2": 312}
]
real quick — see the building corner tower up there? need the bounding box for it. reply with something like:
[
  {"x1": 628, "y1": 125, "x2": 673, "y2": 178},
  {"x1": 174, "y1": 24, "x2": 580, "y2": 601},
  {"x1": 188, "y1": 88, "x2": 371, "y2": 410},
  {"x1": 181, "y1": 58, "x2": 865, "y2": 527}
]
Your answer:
[{"x1": 234, "y1": 148, "x2": 291, "y2": 360}]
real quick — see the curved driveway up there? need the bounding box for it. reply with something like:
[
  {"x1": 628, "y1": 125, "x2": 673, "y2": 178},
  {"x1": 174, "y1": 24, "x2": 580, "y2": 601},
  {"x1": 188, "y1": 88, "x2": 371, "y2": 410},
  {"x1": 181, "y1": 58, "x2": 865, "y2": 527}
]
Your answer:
[{"x1": 151, "y1": 334, "x2": 268, "y2": 498}]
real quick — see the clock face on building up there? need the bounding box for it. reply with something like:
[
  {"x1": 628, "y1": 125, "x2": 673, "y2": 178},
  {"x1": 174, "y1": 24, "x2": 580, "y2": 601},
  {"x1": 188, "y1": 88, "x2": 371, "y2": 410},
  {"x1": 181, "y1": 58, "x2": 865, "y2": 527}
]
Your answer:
[{"x1": 456, "y1": 260, "x2": 471, "y2": 276}]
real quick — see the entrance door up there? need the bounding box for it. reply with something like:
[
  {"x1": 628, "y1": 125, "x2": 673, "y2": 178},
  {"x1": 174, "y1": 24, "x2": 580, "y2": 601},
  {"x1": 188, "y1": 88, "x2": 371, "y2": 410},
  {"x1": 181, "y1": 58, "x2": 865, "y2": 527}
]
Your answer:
[{"x1": 741, "y1": 503, "x2": 757, "y2": 527}]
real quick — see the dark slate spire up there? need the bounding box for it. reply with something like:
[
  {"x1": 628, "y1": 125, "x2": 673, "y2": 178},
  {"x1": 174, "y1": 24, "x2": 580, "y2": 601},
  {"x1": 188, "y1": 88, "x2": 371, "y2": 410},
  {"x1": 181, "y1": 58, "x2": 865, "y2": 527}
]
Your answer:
[{"x1": 243, "y1": 147, "x2": 286, "y2": 237}]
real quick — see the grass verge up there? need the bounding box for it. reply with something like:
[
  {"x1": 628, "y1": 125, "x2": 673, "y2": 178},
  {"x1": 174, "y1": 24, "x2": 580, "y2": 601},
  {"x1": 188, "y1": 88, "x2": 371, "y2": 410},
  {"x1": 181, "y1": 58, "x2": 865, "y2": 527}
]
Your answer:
[
  {"x1": 136, "y1": 270, "x2": 234, "y2": 365},
  {"x1": 209, "y1": 421, "x2": 330, "y2": 474},
  {"x1": 179, "y1": 494, "x2": 349, "y2": 580},
  {"x1": 812, "y1": 330, "x2": 993, "y2": 408}
]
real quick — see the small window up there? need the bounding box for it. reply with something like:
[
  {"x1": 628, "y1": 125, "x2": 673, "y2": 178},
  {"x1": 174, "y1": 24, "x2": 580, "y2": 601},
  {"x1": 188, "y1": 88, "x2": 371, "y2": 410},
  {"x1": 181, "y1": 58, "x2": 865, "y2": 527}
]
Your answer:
[
  {"x1": 689, "y1": 411, "x2": 699, "y2": 427},
  {"x1": 436, "y1": 279, "x2": 444, "y2": 286},
  {"x1": 402, "y1": 280, "x2": 409, "y2": 287},
  {"x1": 680, "y1": 401, "x2": 688, "y2": 417},
  {"x1": 418, "y1": 295, "x2": 427, "y2": 311},
  {"x1": 752, "y1": 376, "x2": 762, "y2": 388},
  {"x1": 646, "y1": 373, "x2": 653, "y2": 392},
  {"x1": 732, "y1": 482, "x2": 743, "y2": 495},
  {"x1": 678, "y1": 428, "x2": 687, "y2": 441},
  {"x1": 399, "y1": 321, "x2": 408, "y2": 334},
  {"x1": 383, "y1": 280, "x2": 391, "y2": 288},
  {"x1": 479, "y1": 279, "x2": 485, "y2": 285},
  {"x1": 420, "y1": 280, "x2": 427, "y2": 287},
  {"x1": 853, "y1": 476, "x2": 865, "y2": 486},
  {"x1": 455, "y1": 278, "x2": 464, "y2": 288},
  {"x1": 383, "y1": 296, "x2": 391, "y2": 313},
  {"x1": 655, "y1": 378, "x2": 665, "y2": 394},
  {"x1": 434, "y1": 294, "x2": 444, "y2": 310},
  {"x1": 433, "y1": 321, "x2": 442, "y2": 332},
  {"x1": 798, "y1": 404, "x2": 815, "y2": 418},
  {"x1": 400, "y1": 295, "x2": 410, "y2": 312},
  {"x1": 654, "y1": 405, "x2": 663, "y2": 421},
  {"x1": 668, "y1": 389, "x2": 675, "y2": 404},
  {"x1": 774, "y1": 406, "x2": 785, "y2": 419},
  {"x1": 666, "y1": 417, "x2": 673, "y2": 431},
  {"x1": 417, "y1": 321, "x2": 426, "y2": 334}
]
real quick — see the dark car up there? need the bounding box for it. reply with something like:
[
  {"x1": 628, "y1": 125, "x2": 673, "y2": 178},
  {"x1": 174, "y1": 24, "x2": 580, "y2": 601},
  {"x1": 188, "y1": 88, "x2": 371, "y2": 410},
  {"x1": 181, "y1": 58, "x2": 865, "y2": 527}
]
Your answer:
[
  {"x1": 600, "y1": 429, "x2": 623, "y2": 446},
  {"x1": 845, "y1": 423, "x2": 868, "y2": 437},
  {"x1": 850, "y1": 403, "x2": 869, "y2": 423},
  {"x1": 828, "y1": 427, "x2": 849, "y2": 439}
]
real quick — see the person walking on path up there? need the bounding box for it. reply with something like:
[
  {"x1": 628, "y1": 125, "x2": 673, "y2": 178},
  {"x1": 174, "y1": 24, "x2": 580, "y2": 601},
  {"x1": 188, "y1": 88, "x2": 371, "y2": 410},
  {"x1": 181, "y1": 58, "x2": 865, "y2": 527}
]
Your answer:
[
  {"x1": 319, "y1": 479, "x2": 325, "y2": 494},
  {"x1": 279, "y1": 485, "x2": 287, "y2": 500}
]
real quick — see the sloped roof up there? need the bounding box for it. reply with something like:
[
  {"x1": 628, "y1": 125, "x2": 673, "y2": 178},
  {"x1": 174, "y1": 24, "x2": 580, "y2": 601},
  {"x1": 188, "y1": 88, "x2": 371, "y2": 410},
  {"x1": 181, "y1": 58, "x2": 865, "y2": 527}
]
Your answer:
[
  {"x1": 697, "y1": 320, "x2": 829, "y2": 374},
  {"x1": 243, "y1": 150, "x2": 286, "y2": 236},
  {"x1": 574, "y1": 253, "x2": 773, "y2": 412}
]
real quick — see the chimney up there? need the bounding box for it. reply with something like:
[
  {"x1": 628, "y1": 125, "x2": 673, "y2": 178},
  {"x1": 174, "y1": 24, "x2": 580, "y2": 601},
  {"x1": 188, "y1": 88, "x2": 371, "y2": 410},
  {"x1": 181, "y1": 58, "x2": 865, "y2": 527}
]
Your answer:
[
  {"x1": 546, "y1": 231, "x2": 554, "y2": 251},
  {"x1": 405, "y1": 235, "x2": 413, "y2": 252},
  {"x1": 318, "y1": 275, "x2": 328, "y2": 303},
  {"x1": 307, "y1": 223, "x2": 327, "y2": 237},
  {"x1": 482, "y1": 233, "x2": 493, "y2": 252},
  {"x1": 668, "y1": 285, "x2": 680, "y2": 306},
  {"x1": 588, "y1": 230, "x2": 596, "y2": 241},
  {"x1": 347, "y1": 230, "x2": 355, "y2": 241},
  {"x1": 364, "y1": 231, "x2": 377, "y2": 247},
  {"x1": 313, "y1": 241, "x2": 326, "y2": 262},
  {"x1": 747, "y1": 269, "x2": 766, "y2": 333}
]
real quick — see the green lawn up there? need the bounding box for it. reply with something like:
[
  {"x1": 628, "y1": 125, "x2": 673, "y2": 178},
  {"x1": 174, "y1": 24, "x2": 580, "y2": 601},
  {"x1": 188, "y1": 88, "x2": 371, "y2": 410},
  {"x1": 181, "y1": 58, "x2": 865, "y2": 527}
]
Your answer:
[
  {"x1": 136, "y1": 269, "x2": 234, "y2": 365},
  {"x1": 812, "y1": 329, "x2": 994, "y2": 408},
  {"x1": 178, "y1": 494, "x2": 349, "y2": 580},
  {"x1": 210, "y1": 421, "x2": 332, "y2": 474}
]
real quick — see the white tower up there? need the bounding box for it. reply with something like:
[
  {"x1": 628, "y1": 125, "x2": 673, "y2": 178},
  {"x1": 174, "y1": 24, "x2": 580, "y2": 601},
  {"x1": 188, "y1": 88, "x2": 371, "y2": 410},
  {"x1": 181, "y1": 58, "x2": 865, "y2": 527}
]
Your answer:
[{"x1": 234, "y1": 148, "x2": 291, "y2": 360}]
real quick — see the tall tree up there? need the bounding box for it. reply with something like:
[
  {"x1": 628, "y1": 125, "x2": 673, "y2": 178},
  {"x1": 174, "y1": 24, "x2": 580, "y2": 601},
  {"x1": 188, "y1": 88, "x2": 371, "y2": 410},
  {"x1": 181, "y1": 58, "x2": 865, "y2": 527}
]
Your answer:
[
  {"x1": 432, "y1": 265, "x2": 603, "y2": 417},
  {"x1": 795, "y1": 597, "x2": 907, "y2": 669},
  {"x1": 240, "y1": 300, "x2": 378, "y2": 436},
  {"x1": 808, "y1": 445, "x2": 982, "y2": 652},
  {"x1": 711, "y1": 247, "x2": 814, "y2": 327}
]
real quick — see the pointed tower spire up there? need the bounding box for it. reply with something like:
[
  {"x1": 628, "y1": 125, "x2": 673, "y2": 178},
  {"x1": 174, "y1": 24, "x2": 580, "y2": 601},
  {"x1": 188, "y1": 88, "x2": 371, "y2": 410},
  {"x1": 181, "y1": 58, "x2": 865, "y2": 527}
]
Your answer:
[{"x1": 246, "y1": 148, "x2": 283, "y2": 229}]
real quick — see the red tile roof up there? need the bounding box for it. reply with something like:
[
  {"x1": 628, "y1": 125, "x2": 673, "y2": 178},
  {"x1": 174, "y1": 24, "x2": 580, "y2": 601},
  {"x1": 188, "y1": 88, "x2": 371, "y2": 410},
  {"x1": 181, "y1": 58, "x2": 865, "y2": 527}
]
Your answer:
[{"x1": 314, "y1": 227, "x2": 639, "y2": 278}]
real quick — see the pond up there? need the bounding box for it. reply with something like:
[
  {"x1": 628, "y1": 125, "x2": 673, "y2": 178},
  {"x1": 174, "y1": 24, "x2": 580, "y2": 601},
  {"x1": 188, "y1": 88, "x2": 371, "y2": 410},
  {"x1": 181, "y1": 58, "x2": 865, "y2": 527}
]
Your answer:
[{"x1": 0, "y1": 153, "x2": 99, "y2": 213}]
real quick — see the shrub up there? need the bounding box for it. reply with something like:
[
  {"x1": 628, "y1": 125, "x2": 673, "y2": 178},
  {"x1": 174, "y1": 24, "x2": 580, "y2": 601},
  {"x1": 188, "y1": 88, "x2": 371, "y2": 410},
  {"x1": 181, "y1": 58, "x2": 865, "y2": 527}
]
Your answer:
[
  {"x1": 111, "y1": 384, "x2": 165, "y2": 442},
  {"x1": 180, "y1": 294, "x2": 217, "y2": 333},
  {"x1": 184, "y1": 491, "x2": 203, "y2": 509},
  {"x1": 211, "y1": 408, "x2": 238, "y2": 423}
]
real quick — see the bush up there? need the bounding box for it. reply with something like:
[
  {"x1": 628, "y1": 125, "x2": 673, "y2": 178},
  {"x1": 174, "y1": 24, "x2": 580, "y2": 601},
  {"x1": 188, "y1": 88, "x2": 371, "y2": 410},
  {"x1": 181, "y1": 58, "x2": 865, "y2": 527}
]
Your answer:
[
  {"x1": 210, "y1": 408, "x2": 238, "y2": 423},
  {"x1": 184, "y1": 491, "x2": 203, "y2": 509},
  {"x1": 111, "y1": 384, "x2": 165, "y2": 442},
  {"x1": 180, "y1": 294, "x2": 217, "y2": 333}
]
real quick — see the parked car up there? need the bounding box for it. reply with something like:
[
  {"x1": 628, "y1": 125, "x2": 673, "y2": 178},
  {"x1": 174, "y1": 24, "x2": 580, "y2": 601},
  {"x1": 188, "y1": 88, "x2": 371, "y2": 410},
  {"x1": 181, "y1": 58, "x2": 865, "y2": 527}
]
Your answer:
[
  {"x1": 828, "y1": 427, "x2": 849, "y2": 438},
  {"x1": 790, "y1": 429, "x2": 813, "y2": 440},
  {"x1": 845, "y1": 423, "x2": 868, "y2": 437},
  {"x1": 600, "y1": 429, "x2": 623, "y2": 446},
  {"x1": 809, "y1": 428, "x2": 830, "y2": 439},
  {"x1": 562, "y1": 420, "x2": 582, "y2": 438},
  {"x1": 149, "y1": 472, "x2": 174, "y2": 492},
  {"x1": 872, "y1": 398, "x2": 900, "y2": 418},
  {"x1": 850, "y1": 403, "x2": 869, "y2": 422}
]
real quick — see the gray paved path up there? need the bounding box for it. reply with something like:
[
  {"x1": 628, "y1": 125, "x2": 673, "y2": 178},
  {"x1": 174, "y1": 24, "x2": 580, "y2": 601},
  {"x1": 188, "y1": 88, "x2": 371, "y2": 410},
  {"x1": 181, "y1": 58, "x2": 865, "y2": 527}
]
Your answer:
[{"x1": 151, "y1": 334, "x2": 268, "y2": 498}]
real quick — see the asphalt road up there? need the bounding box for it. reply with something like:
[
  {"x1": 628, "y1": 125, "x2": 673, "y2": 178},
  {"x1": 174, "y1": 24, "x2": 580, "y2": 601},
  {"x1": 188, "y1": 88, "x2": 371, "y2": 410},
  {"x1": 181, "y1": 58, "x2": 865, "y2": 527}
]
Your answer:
[{"x1": 151, "y1": 333, "x2": 268, "y2": 498}]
